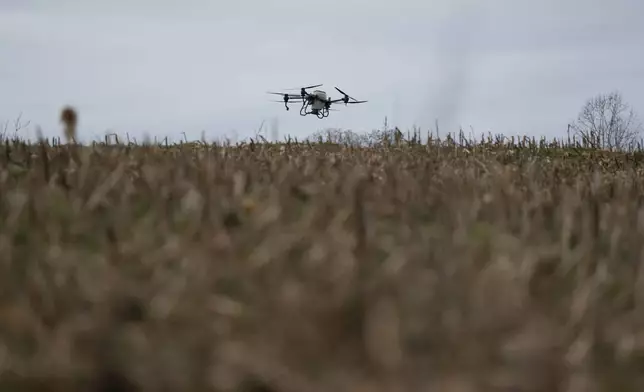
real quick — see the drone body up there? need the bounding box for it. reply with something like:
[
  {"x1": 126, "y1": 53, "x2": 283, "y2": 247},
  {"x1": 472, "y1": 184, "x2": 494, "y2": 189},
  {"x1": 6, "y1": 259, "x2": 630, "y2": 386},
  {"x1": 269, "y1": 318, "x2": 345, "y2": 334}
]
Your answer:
[
  {"x1": 267, "y1": 84, "x2": 367, "y2": 119},
  {"x1": 309, "y1": 90, "x2": 327, "y2": 111}
]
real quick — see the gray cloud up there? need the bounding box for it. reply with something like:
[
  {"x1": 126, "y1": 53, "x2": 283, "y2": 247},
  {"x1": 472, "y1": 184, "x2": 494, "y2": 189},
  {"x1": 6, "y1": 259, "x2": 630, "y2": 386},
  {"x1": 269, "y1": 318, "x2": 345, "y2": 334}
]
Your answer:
[{"x1": 1, "y1": 0, "x2": 642, "y2": 142}]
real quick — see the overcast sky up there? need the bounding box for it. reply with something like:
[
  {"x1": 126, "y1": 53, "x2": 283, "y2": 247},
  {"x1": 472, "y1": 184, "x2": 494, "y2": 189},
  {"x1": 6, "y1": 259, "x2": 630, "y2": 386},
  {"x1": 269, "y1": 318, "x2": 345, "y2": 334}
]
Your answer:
[{"x1": 1, "y1": 0, "x2": 642, "y2": 143}]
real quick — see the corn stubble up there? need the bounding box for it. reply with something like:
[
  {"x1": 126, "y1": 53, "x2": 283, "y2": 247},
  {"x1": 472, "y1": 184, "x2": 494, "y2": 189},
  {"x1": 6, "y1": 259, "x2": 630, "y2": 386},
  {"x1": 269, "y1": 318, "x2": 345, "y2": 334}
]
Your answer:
[{"x1": 1, "y1": 134, "x2": 644, "y2": 392}]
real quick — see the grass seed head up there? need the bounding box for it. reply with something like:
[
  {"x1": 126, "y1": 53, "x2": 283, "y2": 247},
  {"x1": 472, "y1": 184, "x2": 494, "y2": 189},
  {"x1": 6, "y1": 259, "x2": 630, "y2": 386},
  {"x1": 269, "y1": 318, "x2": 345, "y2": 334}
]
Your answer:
[{"x1": 60, "y1": 106, "x2": 78, "y2": 143}]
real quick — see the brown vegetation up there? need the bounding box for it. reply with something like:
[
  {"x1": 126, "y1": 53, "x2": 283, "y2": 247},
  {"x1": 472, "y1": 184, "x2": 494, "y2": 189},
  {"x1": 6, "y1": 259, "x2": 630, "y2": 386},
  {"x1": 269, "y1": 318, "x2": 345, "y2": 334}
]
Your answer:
[{"x1": 2, "y1": 131, "x2": 644, "y2": 391}]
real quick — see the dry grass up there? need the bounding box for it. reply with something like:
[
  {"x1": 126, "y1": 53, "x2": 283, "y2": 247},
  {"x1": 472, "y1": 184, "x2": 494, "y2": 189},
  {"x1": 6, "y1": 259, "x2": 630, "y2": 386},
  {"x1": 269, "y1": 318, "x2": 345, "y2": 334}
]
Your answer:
[{"x1": 2, "y1": 132, "x2": 644, "y2": 392}]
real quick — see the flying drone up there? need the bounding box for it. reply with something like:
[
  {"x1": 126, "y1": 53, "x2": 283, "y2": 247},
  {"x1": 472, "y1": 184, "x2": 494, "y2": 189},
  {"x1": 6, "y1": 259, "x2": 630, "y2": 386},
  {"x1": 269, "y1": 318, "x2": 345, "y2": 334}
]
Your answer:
[{"x1": 267, "y1": 84, "x2": 367, "y2": 119}]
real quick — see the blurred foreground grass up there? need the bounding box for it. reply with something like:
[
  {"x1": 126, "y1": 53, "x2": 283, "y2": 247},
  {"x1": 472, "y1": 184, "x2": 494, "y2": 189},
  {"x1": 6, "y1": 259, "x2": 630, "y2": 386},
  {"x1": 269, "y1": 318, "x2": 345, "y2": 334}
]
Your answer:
[{"x1": 2, "y1": 134, "x2": 644, "y2": 391}]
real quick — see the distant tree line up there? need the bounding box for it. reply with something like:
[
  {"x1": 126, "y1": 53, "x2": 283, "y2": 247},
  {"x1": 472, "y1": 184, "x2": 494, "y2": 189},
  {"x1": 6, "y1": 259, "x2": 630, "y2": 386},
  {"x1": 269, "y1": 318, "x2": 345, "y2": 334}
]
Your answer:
[{"x1": 310, "y1": 90, "x2": 643, "y2": 151}]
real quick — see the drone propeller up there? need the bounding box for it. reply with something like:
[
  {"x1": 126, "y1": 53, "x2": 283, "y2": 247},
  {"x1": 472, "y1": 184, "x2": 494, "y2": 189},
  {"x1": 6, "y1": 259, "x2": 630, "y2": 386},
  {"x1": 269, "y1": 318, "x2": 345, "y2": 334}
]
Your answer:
[
  {"x1": 283, "y1": 84, "x2": 323, "y2": 99},
  {"x1": 267, "y1": 91, "x2": 303, "y2": 104},
  {"x1": 267, "y1": 91, "x2": 300, "y2": 97},
  {"x1": 284, "y1": 84, "x2": 323, "y2": 91},
  {"x1": 334, "y1": 86, "x2": 367, "y2": 105}
]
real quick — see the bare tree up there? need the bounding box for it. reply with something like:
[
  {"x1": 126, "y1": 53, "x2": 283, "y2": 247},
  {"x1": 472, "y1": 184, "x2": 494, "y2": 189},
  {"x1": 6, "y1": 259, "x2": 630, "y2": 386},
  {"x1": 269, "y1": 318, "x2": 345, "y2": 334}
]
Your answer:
[{"x1": 570, "y1": 91, "x2": 643, "y2": 150}]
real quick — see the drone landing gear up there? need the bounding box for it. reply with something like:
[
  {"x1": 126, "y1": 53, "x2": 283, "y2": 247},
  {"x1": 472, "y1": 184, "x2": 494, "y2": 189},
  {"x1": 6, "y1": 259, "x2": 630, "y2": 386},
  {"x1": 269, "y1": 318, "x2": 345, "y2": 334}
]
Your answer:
[{"x1": 299, "y1": 102, "x2": 330, "y2": 119}]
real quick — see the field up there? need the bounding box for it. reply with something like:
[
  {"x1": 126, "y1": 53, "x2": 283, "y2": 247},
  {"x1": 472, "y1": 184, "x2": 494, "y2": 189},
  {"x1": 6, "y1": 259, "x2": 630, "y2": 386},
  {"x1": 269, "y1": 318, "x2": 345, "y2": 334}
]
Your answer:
[{"x1": 2, "y1": 130, "x2": 644, "y2": 391}]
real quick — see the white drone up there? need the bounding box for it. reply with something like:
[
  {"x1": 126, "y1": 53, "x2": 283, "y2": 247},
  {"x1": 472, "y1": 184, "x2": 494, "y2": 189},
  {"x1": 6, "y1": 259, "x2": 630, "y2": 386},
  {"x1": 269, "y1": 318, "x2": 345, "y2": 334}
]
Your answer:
[{"x1": 267, "y1": 84, "x2": 367, "y2": 119}]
